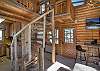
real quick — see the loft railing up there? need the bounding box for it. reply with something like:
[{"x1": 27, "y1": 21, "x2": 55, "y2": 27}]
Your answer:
[
  {"x1": 39, "y1": 0, "x2": 74, "y2": 16},
  {"x1": 39, "y1": 0, "x2": 75, "y2": 20},
  {"x1": 10, "y1": 9, "x2": 55, "y2": 71},
  {"x1": 16, "y1": 0, "x2": 34, "y2": 11},
  {"x1": 39, "y1": 0, "x2": 67, "y2": 15},
  {"x1": 51, "y1": 0, "x2": 74, "y2": 20},
  {"x1": 8, "y1": 0, "x2": 39, "y2": 13},
  {"x1": 54, "y1": 0, "x2": 67, "y2": 15}
]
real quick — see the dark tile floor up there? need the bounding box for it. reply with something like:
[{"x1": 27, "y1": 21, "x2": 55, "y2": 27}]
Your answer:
[
  {"x1": 44, "y1": 52, "x2": 100, "y2": 71},
  {"x1": 45, "y1": 46, "x2": 100, "y2": 71},
  {"x1": 0, "y1": 51, "x2": 100, "y2": 71}
]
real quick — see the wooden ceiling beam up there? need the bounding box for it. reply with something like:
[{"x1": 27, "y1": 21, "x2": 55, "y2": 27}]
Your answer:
[
  {"x1": 0, "y1": 9, "x2": 30, "y2": 22},
  {"x1": 4, "y1": 16, "x2": 26, "y2": 23}
]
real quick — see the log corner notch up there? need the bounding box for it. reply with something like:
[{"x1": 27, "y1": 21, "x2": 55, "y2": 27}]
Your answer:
[{"x1": 0, "y1": 0, "x2": 40, "y2": 22}]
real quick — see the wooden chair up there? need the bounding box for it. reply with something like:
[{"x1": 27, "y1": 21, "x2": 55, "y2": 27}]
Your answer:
[{"x1": 75, "y1": 45, "x2": 87, "y2": 63}]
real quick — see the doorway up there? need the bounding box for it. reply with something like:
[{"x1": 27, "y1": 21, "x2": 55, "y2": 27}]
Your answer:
[{"x1": 60, "y1": 28, "x2": 76, "y2": 58}]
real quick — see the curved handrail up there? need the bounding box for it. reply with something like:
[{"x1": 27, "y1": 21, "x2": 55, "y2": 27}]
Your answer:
[{"x1": 54, "y1": 0, "x2": 67, "y2": 15}]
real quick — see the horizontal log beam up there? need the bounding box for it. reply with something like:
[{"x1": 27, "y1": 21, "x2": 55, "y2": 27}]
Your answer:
[
  {"x1": 0, "y1": 0, "x2": 39, "y2": 23},
  {"x1": 0, "y1": 9, "x2": 30, "y2": 22},
  {"x1": 0, "y1": 1, "x2": 33, "y2": 18}
]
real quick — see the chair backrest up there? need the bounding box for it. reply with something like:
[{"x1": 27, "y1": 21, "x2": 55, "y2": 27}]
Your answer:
[
  {"x1": 76, "y1": 45, "x2": 82, "y2": 51},
  {"x1": 47, "y1": 61, "x2": 71, "y2": 71},
  {"x1": 73, "y1": 63, "x2": 97, "y2": 71}
]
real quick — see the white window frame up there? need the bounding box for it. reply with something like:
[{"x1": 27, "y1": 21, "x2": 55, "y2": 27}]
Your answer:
[
  {"x1": 64, "y1": 28, "x2": 74, "y2": 43},
  {"x1": 48, "y1": 29, "x2": 59, "y2": 44},
  {"x1": 0, "y1": 30, "x2": 3, "y2": 40}
]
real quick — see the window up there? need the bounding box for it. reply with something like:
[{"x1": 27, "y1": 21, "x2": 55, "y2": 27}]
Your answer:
[
  {"x1": 40, "y1": 4, "x2": 45, "y2": 14},
  {"x1": 64, "y1": 29, "x2": 74, "y2": 43},
  {"x1": 48, "y1": 29, "x2": 59, "y2": 44},
  {"x1": 48, "y1": 31, "x2": 52, "y2": 43},
  {"x1": 37, "y1": 32, "x2": 43, "y2": 39},
  {"x1": 37, "y1": 31, "x2": 43, "y2": 44},
  {"x1": 72, "y1": 0, "x2": 84, "y2": 6},
  {"x1": 0, "y1": 30, "x2": 2, "y2": 40},
  {"x1": 55, "y1": 29, "x2": 59, "y2": 44},
  {"x1": 40, "y1": 1, "x2": 51, "y2": 14},
  {"x1": 41, "y1": 4, "x2": 45, "y2": 13}
]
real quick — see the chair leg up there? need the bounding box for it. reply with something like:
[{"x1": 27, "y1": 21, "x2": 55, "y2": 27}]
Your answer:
[
  {"x1": 80, "y1": 52, "x2": 82, "y2": 61},
  {"x1": 84, "y1": 53, "x2": 87, "y2": 65},
  {"x1": 75, "y1": 52, "x2": 78, "y2": 63}
]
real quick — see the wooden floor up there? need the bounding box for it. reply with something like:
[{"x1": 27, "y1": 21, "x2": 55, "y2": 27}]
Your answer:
[{"x1": 0, "y1": 57, "x2": 11, "y2": 71}]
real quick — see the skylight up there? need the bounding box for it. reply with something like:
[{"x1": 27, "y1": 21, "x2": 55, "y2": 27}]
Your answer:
[{"x1": 72, "y1": 0, "x2": 85, "y2": 6}]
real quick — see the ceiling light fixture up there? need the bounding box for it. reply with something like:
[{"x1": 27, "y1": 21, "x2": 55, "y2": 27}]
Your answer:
[
  {"x1": 0, "y1": 18, "x2": 5, "y2": 23},
  {"x1": 87, "y1": 0, "x2": 100, "y2": 8}
]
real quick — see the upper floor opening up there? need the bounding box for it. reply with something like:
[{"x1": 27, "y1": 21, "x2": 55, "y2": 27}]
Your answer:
[{"x1": 72, "y1": 0, "x2": 85, "y2": 6}]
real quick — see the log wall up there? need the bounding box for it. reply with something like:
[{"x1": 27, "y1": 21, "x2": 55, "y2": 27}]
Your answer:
[{"x1": 75, "y1": 4, "x2": 100, "y2": 43}]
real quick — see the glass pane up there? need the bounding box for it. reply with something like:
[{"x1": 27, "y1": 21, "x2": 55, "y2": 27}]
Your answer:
[
  {"x1": 65, "y1": 39, "x2": 67, "y2": 42},
  {"x1": 71, "y1": 29, "x2": 73, "y2": 33},
  {"x1": 71, "y1": 39, "x2": 73, "y2": 42},
  {"x1": 72, "y1": 0, "x2": 84, "y2": 6},
  {"x1": 67, "y1": 34, "x2": 70, "y2": 38},
  {"x1": 56, "y1": 30, "x2": 59, "y2": 38},
  {"x1": 55, "y1": 39, "x2": 58, "y2": 44},
  {"x1": 49, "y1": 36, "x2": 52, "y2": 38},
  {"x1": 65, "y1": 29, "x2": 70, "y2": 33},
  {"x1": 37, "y1": 32, "x2": 43, "y2": 34},
  {"x1": 50, "y1": 39, "x2": 52, "y2": 43},
  {"x1": 37, "y1": 35, "x2": 43, "y2": 39},
  {"x1": 72, "y1": 0, "x2": 84, "y2": 2},
  {"x1": 66, "y1": 39, "x2": 70, "y2": 43},
  {"x1": 49, "y1": 31, "x2": 52, "y2": 34},
  {"x1": 55, "y1": 29, "x2": 59, "y2": 38},
  {"x1": 42, "y1": 4, "x2": 45, "y2": 12},
  {"x1": 0, "y1": 30, "x2": 2, "y2": 40},
  {"x1": 71, "y1": 34, "x2": 73, "y2": 38},
  {"x1": 64, "y1": 36, "x2": 67, "y2": 38},
  {"x1": 47, "y1": 2, "x2": 49, "y2": 5},
  {"x1": 73, "y1": 2, "x2": 84, "y2": 6},
  {"x1": 65, "y1": 38, "x2": 68, "y2": 42}
]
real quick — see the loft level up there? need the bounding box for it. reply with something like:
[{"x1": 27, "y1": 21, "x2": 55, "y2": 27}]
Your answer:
[
  {"x1": 53, "y1": 0, "x2": 75, "y2": 22},
  {"x1": 37, "y1": 0, "x2": 75, "y2": 23},
  {"x1": 0, "y1": 0, "x2": 39, "y2": 22}
]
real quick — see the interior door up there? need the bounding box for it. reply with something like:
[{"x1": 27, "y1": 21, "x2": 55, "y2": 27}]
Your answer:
[{"x1": 61, "y1": 28, "x2": 76, "y2": 58}]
